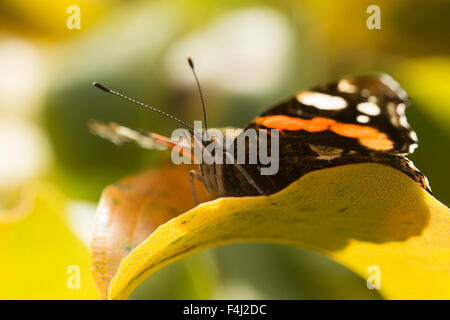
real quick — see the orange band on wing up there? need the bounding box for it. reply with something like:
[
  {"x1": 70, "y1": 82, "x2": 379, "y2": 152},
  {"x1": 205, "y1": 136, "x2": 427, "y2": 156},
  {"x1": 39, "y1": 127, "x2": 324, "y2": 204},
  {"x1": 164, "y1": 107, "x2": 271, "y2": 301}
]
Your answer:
[
  {"x1": 257, "y1": 115, "x2": 335, "y2": 132},
  {"x1": 149, "y1": 132, "x2": 178, "y2": 148},
  {"x1": 149, "y1": 133, "x2": 195, "y2": 160},
  {"x1": 330, "y1": 123, "x2": 394, "y2": 151},
  {"x1": 254, "y1": 115, "x2": 393, "y2": 151}
]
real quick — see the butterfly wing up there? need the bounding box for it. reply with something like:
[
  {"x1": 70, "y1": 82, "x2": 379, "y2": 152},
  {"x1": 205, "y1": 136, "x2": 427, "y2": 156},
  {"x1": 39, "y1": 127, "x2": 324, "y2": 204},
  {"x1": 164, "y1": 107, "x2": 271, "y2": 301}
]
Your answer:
[
  {"x1": 247, "y1": 74, "x2": 418, "y2": 155},
  {"x1": 232, "y1": 74, "x2": 430, "y2": 195},
  {"x1": 88, "y1": 120, "x2": 175, "y2": 150}
]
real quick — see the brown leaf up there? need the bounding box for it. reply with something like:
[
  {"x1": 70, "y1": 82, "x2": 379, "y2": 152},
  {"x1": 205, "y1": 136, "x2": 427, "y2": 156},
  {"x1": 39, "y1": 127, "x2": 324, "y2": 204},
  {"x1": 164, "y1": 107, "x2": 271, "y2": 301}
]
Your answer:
[{"x1": 91, "y1": 165, "x2": 212, "y2": 298}]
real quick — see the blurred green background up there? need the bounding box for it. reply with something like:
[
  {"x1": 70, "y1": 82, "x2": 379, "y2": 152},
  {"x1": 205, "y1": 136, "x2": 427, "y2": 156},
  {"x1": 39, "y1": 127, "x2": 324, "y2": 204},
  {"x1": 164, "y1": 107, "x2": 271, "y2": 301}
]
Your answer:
[{"x1": 0, "y1": 0, "x2": 448, "y2": 299}]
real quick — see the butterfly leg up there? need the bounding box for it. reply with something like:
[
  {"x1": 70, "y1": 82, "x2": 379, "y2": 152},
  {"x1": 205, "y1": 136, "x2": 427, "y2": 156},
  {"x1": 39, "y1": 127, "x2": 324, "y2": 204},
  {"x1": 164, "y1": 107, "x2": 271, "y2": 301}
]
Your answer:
[
  {"x1": 189, "y1": 170, "x2": 203, "y2": 206},
  {"x1": 223, "y1": 151, "x2": 265, "y2": 195}
]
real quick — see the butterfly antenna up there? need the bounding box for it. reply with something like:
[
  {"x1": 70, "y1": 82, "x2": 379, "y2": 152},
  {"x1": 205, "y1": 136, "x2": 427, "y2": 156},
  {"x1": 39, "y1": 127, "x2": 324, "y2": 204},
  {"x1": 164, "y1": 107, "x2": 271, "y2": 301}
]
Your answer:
[
  {"x1": 187, "y1": 57, "x2": 208, "y2": 131},
  {"x1": 92, "y1": 82, "x2": 193, "y2": 131}
]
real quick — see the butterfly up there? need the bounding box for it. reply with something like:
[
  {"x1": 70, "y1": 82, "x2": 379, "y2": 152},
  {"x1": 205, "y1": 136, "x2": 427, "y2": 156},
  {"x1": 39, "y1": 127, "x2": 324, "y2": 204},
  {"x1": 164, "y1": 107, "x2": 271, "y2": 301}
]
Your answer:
[{"x1": 90, "y1": 60, "x2": 431, "y2": 204}]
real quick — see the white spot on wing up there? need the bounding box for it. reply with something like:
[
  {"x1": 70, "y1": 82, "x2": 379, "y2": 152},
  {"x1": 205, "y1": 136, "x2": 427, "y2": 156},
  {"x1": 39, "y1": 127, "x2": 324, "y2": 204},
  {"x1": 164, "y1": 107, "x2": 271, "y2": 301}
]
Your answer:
[
  {"x1": 399, "y1": 115, "x2": 410, "y2": 128},
  {"x1": 396, "y1": 103, "x2": 406, "y2": 115},
  {"x1": 361, "y1": 89, "x2": 370, "y2": 97},
  {"x1": 409, "y1": 143, "x2": 418, "y2": 153},
  {"x1": 410, "y1": 131, "x2": 418, "y2": 142},
  {"x1": 356, "y1": 115, "x2": 370, "y2": 123},
  {"x1": 337, "y1": 79, "x2": 358, "y2": 93},
  {"x1": 386, "y1": 102, "x2": 399, "y2": 126},
  {"x1": 379, "y1": 74, "x2": 408, "y2": 100},
  {"x1": 296, "y1": 91, "x2": 347, "y2": 110},
  {"x1": 396, "y1": 103, "x2": 411, "y2": 128},
  {"x1": 357, "y1": 102, "x2": 381, "y2": 116},
  {"x1": 309, "y1": 144, "x2": 343, "y2": 161}
]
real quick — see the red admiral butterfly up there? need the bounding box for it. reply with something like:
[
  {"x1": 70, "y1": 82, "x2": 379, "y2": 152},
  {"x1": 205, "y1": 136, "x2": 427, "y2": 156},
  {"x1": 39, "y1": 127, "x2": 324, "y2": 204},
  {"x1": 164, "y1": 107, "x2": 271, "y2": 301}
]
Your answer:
[{"x1": 90, "y1": 59, "x2": 431, "y2": 204}]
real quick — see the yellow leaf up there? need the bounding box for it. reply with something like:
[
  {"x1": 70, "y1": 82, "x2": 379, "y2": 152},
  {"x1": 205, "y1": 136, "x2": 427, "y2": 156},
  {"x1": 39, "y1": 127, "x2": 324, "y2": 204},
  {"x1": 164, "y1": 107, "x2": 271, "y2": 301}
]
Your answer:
[
  {"x1": 0, "y1": 182, "x2": 99, "y2": 299},
  {"x1": 107, "y1": 163, "x2": 450, "y2": 300}
]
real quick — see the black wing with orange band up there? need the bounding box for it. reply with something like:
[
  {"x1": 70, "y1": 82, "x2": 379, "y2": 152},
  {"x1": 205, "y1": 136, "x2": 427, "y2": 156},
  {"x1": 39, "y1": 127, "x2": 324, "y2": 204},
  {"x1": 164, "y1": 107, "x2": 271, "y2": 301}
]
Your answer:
[{"x1": 246, "y1": 74, "x2": 418, "y2": 155}]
